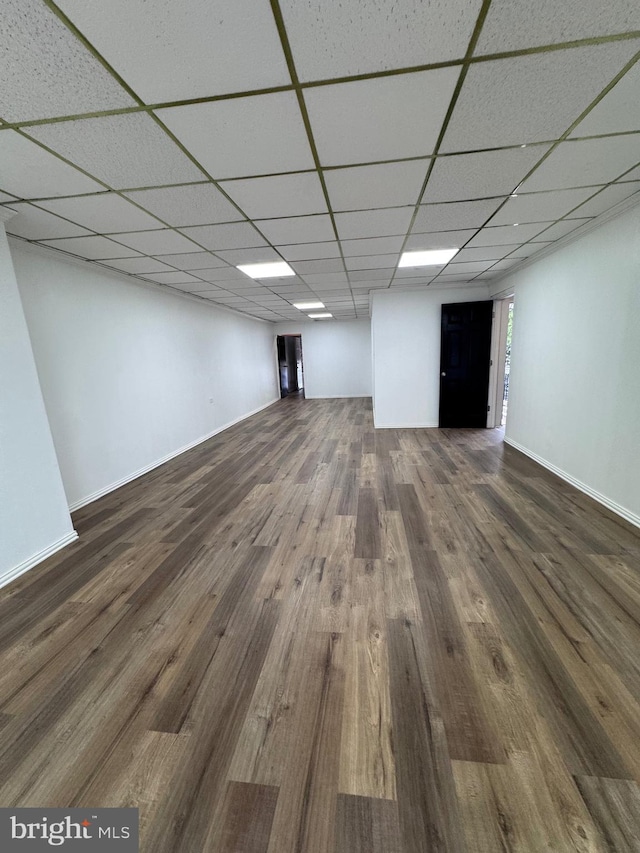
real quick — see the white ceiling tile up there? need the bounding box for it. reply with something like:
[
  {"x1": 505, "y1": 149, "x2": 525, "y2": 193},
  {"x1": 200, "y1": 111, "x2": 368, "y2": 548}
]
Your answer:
[
  {"x1": 334, "y1": 207, "x2": 414, "y2": 240},
  {"x1": 345, "y1": 254, "x2": 399, "y2": 270},
  {"x1": 467, "y1": 222, "x2": 550, "y2": 247},
  {"x1": 179, "y1": 222, "x2": 268, "y2": 251},
  {"x1": 405, "y1": 229, "x2": 477, "y2": 250},
  {"x1": 156, "y1": 92, "x2": 314, "y2": 179},
  {"x1": 570, "y1": 62, "x2": 640, "y2": 138},
  {"x1": 617, "y1": 164, "x2": 640, "y2": 182},
  {"x1": 5, "y1": 204, "x2": 91, "y2": 240},
  {"x1": 0, "y1": 131, "x2": 103, "y2": 198},
  {"x1": 395, "y1": 265, "x2": 444, "y2": 277},
  {"x1": 280, "y1": 0, "x2": 481, "y2": 80},
  {"x1": 509, "y1": 242, "x2": 553, "y2": 257},
  {"x1": 296, "y1": 272, "x2": 349, "y2": 285},
  {"x1": 490, "y1": 258, "x2": 522, "y2": 270},
  {"x1": 568, "y1": 181, "x2": 640, "y2": 217},
  {"x1": 442, "y1": 42, "x2": 639, "y2": 152},
  {"x1": 40, "y1": 235, "x2": 141, "y2": 259},
  {"x1": 349, "y1": 269, "x2": 394, "y2": 281},
  {"x1": 488, "y1": 187, "x2": 598, "y2": 226},
  {"x1": 141, "y1": 271, "x2": 203, "y2": 284},
  {"x1": 424, "y1": 146, "x2": 549, "y2": 202},
  {"x1": 475, "y1": 0, "x2": 640, "y2": 54},
  {"x1": 123, "y1": 183, "x2": 243, "y2": 227},
  {"x1": 150, "y1": 252, "x2": 226, "y2": 269},
  {"x1": 530, "y1": 218, "x2": 592, "y2": 240},
  {"x1": 413, "y1": 198, "x2": 506, "y2": 232},
  {"x1": 101, "y1": 257, "x2": 175, "y2": 274},
  {"x1": 113, "y1": 229, "x2": 198, "y2": 255},
  {"x1": 276, "y1": 241, "x2": 341, "y2": 261},
  {"x1": 28, "y1": 113, "x2": 204, "y2": 189},
  {"x1": 444, "y1": 261, "x2": 494, "y2": 273},
  {"x1": 55, "y1": 0, "x2": 291, "y2": 103},
  {"x1": 255, "y1": 214, "x2": 335, "y2": 245},
  {"x1": 215, "y1": 247, "x2": 281, "y2": 265},
  {"x1": 0, "y1": 0, "x2": 135, "y2": 122},
  {"x1": 519, "y1": 135, "x2": 640, "y2": 191},
  {"x1": 324, "y1": 160, "x2": 430, "y2": 211},
  {"x1": 220, "y1": 173, "x2": 327, "y2": 219},
  {"x1": 304, "y1": 69, "x2": 459, "y2": 166},
  {"x1": 291, "y1": 259, "x2": 345, "y2": 273},
  {"x1": 38, "y1": 192, "x2": 162, "y2": 233},
  {"x1": 454, "y1": 245, "x2": 519, "y2": 261},
  {"x1": 352, "y1": 282, "x2": 390, "y2": 290},
  {"x1": 196, "y1": 267, "x2": 252, "y2": 283},
  {"x1": 341, "y1": 236, "x2": 405, "y2": 257}
]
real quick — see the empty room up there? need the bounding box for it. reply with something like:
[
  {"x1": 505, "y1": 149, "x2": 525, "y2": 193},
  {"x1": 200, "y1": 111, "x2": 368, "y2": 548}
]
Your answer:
[{"x1": 1, "y1": 1, "x2": 640, "y2": 851}]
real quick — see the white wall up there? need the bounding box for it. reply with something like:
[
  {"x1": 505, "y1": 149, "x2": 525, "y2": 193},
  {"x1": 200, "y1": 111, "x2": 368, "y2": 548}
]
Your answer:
[
  {"x1": 274, "y1": 319, "x2": 372, "y2": 398},
  {"x1": 371, "y1": 285, "x2": 490, "y2": 427},
  {"x1": 13, "y1": 241, "x2": 279, "y2": 509},
  {"x1": 491, "y1": 202, "x2": 640, "y2": 525},
  {"x1": 0, "y1": 224, "x2": 76, "y2": 586}
]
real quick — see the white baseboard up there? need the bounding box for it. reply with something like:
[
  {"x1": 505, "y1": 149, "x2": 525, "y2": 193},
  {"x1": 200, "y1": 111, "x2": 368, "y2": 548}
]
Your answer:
[
  {"x1": 373, "y1": 422, "x2": 439, "y2": 429},
  {"x1": 69, "y1": 397, "x2": 280, "y2": 512},
  {"x1": 304, "y1": 394, "x2": 372, "y2": 399},
  {"x1": 0, "y1": 530, "x2": 79, "y2": 591},
  {"x1": 505, "y1": 437, "x2": 640, "y2": 530}
]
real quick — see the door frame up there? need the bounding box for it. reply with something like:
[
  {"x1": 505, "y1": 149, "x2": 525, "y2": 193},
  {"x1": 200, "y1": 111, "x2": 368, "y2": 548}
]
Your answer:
[{"x1": 486, "y1": 296, "x2": 514, "y2": 428}]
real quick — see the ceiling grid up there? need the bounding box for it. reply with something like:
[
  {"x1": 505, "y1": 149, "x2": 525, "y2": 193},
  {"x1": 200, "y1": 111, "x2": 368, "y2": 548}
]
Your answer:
[{"x1": 0, "y1": 0, "x2": 639, "y2": 322}]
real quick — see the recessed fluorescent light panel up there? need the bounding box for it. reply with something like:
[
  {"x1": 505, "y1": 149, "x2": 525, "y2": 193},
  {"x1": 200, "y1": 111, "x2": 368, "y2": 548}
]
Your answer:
[
  {"x1": 237, "y1": 261, "x2": 295, "y2": 278},
  {"x1": 308, "y1": 313, "x2": 332, "y2": 319},
  {"x1": 398, "y1": 248, "x2": 458, "y2": 267},
  {"x1": 293, "y1": 300, "x2": 325, "y2": 310}
]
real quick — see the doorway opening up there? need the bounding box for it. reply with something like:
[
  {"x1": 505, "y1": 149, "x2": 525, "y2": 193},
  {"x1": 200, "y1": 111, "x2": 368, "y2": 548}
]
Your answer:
[
  {"x1": 501, "y1": 301, "x2": 514, "y2": 426},
  {"x1": 277, "y1": 334, "x2": 304, "y2": 398}
]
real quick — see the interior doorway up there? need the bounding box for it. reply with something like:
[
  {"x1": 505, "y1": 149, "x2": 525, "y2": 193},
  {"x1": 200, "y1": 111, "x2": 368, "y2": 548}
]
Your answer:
[
  {"x1": 487, "y1": 296, "x2": 515, "y2": 428},
  {"x1": 501, "y1": 301, "x2": 514, "y2": 425},
  {"x1": 277, "y1": 334, "x2": 304, "y2": 398},
  {"x1": 439, "y1": 300, "x2": 493, "y2": 428}
]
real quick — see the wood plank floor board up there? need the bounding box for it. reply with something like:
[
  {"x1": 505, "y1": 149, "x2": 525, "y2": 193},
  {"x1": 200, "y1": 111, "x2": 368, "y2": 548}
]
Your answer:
[{"x1": 0, "y1": 396, "x2": 638, "y2": 851}]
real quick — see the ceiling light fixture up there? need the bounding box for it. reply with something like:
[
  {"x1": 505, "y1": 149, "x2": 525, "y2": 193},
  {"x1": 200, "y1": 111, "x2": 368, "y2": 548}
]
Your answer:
[
  {"x1": 293, "y1": 301, "x2": 324, "y2": 310},
  {"x1": 398, "y1": 248, "x2": 458, "y2": 267},
  {"x1": 237, "y1": 261, "x2": 295, "y2": 278},
  {"x1": 308, "y1": 312, "x2": 332, "y2": 319}
]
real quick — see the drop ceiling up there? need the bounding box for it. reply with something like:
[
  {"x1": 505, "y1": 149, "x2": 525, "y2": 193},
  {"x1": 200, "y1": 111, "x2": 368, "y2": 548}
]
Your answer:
[{"x1": 1, "y1": 0, "x2": 639, "y2": 322}]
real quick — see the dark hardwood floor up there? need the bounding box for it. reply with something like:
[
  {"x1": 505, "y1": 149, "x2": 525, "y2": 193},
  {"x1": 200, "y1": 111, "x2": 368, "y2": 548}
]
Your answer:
[{"x1": 1, "y1": 396, "x2": 639, "y2": 852}]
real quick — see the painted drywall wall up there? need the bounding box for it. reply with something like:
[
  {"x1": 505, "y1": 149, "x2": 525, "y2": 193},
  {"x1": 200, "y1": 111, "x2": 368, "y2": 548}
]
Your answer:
[
  {"x1": 371, "y1": 285, "x2": 491, "y2": 427},
  {"x1": 13, "y1": 241, "x2": 279, "y2": 509},
  {"x1": 0, "y1": 224, "x2": 76, "y2": 586},
  {"x1": 490, "y1": 203, "x2": 640, "y2": 525},
  {"x1": 274, "y1": 319, "x2": 372, "y2": 398}
]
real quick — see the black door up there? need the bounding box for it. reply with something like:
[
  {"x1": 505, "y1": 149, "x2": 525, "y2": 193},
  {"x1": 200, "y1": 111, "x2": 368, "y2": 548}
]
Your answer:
[{"x1": 439, "y1": 301, "x2": 493, "y2": 428}]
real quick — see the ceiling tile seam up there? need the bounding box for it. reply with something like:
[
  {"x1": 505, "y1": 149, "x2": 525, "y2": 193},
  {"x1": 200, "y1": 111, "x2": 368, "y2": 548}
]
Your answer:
[
  {"x1": 474, "y1": 191, "x2": 640, "y2": 288},
  {"x1": 298, "y1": 31, "x2": 640, "y2": 90},
  {"x1": 268, "y1": 0, "x2": 356, "y2": 314},
  {"x1": 42, "y1": 0, "x2": 304, "y2": 294},
  {"x1": 24, "y1": 3, "x2": 339, "y2": 317},
  {"x1": 476, "y1": 48, "x2": 640, "y2": 237},
  {"x1": 45, "y1": 0, "x2": 145, "y2": 106},
  {"x1": 0, "y1": 86, "x2": 297, "y2": 131},
  {"x1": 386, "y1": 0, "x2": 494, "y2": 290},
  {"x1": 1, "y1": 28, "x2": 638, "y2": 132},
  {"x1": 11, "y1": 232, "x2": 290, "y2": 323},
  {"x1": 489, "y1": 160, "x2": 640, "y2": 261},
  {"x1": 16, "y1": 126, "x2": 114, "y2": 191},
  {"x1": 7, "y1": 201, "x2": 105, "y2": 238}
]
